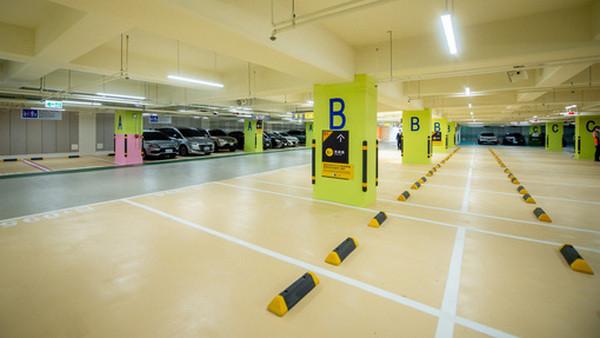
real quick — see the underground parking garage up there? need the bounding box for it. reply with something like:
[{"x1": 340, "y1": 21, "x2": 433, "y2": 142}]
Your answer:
[{"x1": 1, "y1": 0, "x2": 600, "y2": 337}]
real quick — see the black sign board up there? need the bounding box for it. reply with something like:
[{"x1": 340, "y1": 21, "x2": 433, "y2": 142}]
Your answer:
[
  {"x1": 256, "y1": 120, "x2": 263, "y2": 130},
  {"x1": 432, "y1": 131, "x2": 442, "y2": 142},
  {"x1": 322, "y1": 130, "x2": 349, "y2": 164}
]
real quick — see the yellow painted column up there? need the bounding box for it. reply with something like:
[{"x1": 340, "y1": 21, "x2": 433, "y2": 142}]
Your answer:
[
  {"x1": 432, "y1": 117, "x2": 448, "y2": 153},
  {"x1": 305, "y1": 122, "x2": 314, "y2": 148},
  {"x1": 244, "y1": 120, "x2": 263, "y2": 152},
  {"x1": 575, "y1": 115, "x2": 600, "y2": 160},
  {"x1": 545, "y1": 121, "x2": 563, "y2": 152},
  {"x1": 448, "y1": 121, "x2": 457, "y2": 148},
  {"x1": 313, "y1": 74, "x2": 377, "y2": 207},
  {"x1": 401, "y1": 109, "x2": 432, "y2": 164}
]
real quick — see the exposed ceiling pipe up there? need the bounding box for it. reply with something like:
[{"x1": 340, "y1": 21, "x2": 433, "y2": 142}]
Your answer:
[{"x1": 271, "y1": 0, "x2": 396, "y2": 37}]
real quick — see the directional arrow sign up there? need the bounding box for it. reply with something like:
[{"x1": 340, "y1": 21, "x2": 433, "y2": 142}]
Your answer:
[{"x1": 337, "y1": 133, "x2": 345, "y2": 142}]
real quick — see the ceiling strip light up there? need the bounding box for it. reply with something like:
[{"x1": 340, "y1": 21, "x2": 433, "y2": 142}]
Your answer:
[
  {"x1": 96, "y1": 92, "x2": 146, "y2": 100},
  {"x1": 440, "y1": 13, "x2": 458, "y2": 55},
  {"x1": 167, "y1": 75, "x2": 224, "y2": 88},
  {"x1": 63, "y1": 100, "x2": 102, "y2": 106},
  {"x1": 464, "y1": 87, "x2": 471, "y2": 96}
]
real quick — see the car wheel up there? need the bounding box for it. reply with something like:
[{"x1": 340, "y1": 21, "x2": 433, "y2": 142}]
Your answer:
[
  {"x1": 229, "y1": 147, "x2": 236, "y2": 152},
  {"x1": 179, "y1": 145, "x2": 189, "y2": 156}
]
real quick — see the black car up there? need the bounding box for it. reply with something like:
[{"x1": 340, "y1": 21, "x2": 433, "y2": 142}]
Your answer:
[
  {"x1": 262, "y1": 134, "x2": 272, "y2": 149},
  {"x1": 265, "y1": 132, "x2": 286, "y2": 148},
  {"x1": 502, "y1": 132, "x2": 525, "y2": 145},
  {"x1": 287, "y1": 129, "x2": 306, "y2": 145},
  {"x1": 228, "y1": 131, "x2": 245, "y2": 150}
]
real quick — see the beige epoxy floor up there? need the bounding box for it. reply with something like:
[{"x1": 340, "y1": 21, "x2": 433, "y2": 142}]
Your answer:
[{"x1": 0, "y1": 145, "x2": 599, "y2": 337}]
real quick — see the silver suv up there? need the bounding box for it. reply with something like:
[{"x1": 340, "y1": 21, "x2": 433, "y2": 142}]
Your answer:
[
  {"x1": 157, "y1": 127, "x2": 214, "y2": 156},
  {"x1": 478, "y1": 132, "x2": 498, "y2": 145}
]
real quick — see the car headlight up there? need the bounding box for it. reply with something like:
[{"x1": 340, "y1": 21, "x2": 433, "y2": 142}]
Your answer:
[
  {"x1": 190, "y1": 143, "x2": 200, "y2": 150},
  {"x1": 149, "y1": 144, "x2": 160, "y2": 150},
  {"x1": 217, "y1": 139, "x2": 227, "y2": 146}
]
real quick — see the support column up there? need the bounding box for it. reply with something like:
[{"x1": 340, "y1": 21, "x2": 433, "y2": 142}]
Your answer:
[
  {"x1": 78, "y1": 111, "x2": 96, "y2": 155},
  {"x1": 575, "y1": 115, "x2": 600, "y2": 160},
  {"x1": 114, "y1": 110, "x2": 143, "y2": 165},
  {"x1": 401, "y1": 109, "x2": 432, "y2": 164},
  {"x1": 305, "y1": 122, "x2": 314, "y2": 148},
  {"x1": 545, "y1": 121, "x2": 564, "y2": 152},
  {"x1": 448, "y1": 121, "x2": 457, "y2": 148},
  {"x1": 244, "y1": 119, "x2": 263, "y2": 153},
  {"x1": 432, "y1": 117, "x2": 448, "y2": 153},
  {"x1": 313, "y1": 74, "x2": 377, "y2": 207}
]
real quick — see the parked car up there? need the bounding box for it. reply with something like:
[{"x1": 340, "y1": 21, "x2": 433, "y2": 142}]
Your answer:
[
  {"x1": 478, "y1": 132, "x2": 498, "y2": 145},
  {"x1": 157, "y1": 127, "x2": 214, "y2": 156},
  {"x1": 264, "y1": 132, "x2": 284, "y2": 148},
  {"x1": 287, "y1": 129, "x2": 306, "y2": 145},
  {"x1": 209, "y1": 129, "x2": 238, "y2": 152},
  {"x1": 228, "y1": 131, "x2": 245, "y2": 150},
  {"x1": 273, "y1": 131, "x2": 299, "y2": 147},
  {"x1": 142, "y1": 130, "x2": 178, "y2": 159},
  {"x1": 263, "y1": 134, "x2": 272, "y2": 149},
  {"x1": 502, "y1": 132, "x2": 525, "y2": 145}
]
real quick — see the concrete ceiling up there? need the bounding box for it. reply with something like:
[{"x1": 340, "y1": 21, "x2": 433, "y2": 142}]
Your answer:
[{"x1": 0, "y1": 0, "x2": 598, "y2": 123}]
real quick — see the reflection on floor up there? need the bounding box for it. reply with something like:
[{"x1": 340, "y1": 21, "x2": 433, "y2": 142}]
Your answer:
[
  {"x1": 0, "y1": 146, "x2": 598, "y2": 337},
  {"x1": 0, "y1": 147, "x2": 306, "y2": 177}
]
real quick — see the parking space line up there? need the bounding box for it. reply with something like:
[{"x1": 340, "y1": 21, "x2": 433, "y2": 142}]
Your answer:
[
  {"x1": 460, "y1": 156, "x2": 474, "y2": 212},
  {"x1": 435, "y1": 227, "x2": 466, "y2": 338},
  {"x1": 238, "y1": 177, "x2": 600, "y2": 235},
  {"x1": 215, "y1": 181, "x2": 600, "y2": 254},
  {"x1": 122, "y1": 198, "x2": 515, "y2": 338}
]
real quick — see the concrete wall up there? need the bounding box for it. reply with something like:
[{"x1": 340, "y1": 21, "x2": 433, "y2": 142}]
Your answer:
[{"x1": 0, "y1": 109, "x2": 79, "y2": 156}]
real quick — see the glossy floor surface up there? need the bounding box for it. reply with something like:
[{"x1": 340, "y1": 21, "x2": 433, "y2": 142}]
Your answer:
[{"x1": 0, "y1": 145, "x2": 599, "y2": 337}]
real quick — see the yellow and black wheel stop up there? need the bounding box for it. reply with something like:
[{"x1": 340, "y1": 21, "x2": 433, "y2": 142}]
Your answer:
[
  {"x1": 325, "y1": 237, "x2": 359, "y2": 266},
  {"x1": 522, "y1": 194, "x2": 536, "y2": 204},
  {"x1": 397, "y1": 191, "x2": 410, "y2": 201},
  {"x1": 504, "y1": 168, "x2": 511, "y2": 174},
  {"x1": 516, "y1": 186, "x2": 528, "y2": 195},
  {"x1": 435, "y1": 163, "x2": 441, "y2": 169},
  {"x1": 368, "y1": 211, "x2": 388, "y2": 228},
  {"x1": 559, "y1": 244, "x2": 594, "y2": 275},
  {"x1": 411, "y1": 181, "x2": 422, "y2": 190},
  {"x1": 533, "y1": 207, "x2": 552, "y2": 222},
  {"x1": 267, "y1": 272, "x2": 320, "y2": 317},
  {"x1": 432, "y1": 167, "x2": 438, "y2": 172},
  {"x1": 426, "y1": 170, "x2": 434, "y2": 177},
  {"x1": 418, "y1": 176, "x2": 427, "y2": 184}
]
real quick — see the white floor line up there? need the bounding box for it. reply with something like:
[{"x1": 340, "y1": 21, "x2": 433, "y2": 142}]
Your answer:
[
  {"x1": 377, "y1": 178, "x2": 600, "y2": 206},
  {"x1": 0, "y1": 163, "x2": 309, "y2": 223},
  {"x1": 122, "y1": 198, "x2": 515, "y2": 338},
  {"x1": 387, "y1": 168, "x2": 600, "y2": 188},
  {"x1": 239, "y1": 177, "x2": 600, "y2": 236},
  {"x1": 435, "y1": 227, "x2": 466, "y2": 338},
  {"x1": 460, "y1": 156, "x2": 474, "y2": 212},
  {"x1": 214, "y1": 181, "x2": 600, "y2": 254}
]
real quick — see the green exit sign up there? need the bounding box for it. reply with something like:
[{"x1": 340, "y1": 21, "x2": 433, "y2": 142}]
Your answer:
[{"x1": 45, "y1": 100, "x2": 63, "y2": 109}]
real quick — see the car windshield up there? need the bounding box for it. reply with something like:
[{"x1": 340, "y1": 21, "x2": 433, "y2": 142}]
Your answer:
[
  {"x1": 506, "y1": 133, "x2": 521, "y2": 136},
  {"x1": 210, "y1": 129, "x2": 226, "y2": 136},
  {"x1": 158, "y1": 128, "x2": 181, "y2": 139},
  {"x1": 180, "y1": 128, "x2": 208, "y2": 137},
  {"x1": 144, "y1": 132, "x2": 170, "y2": 141},
  {"x1": 481, "y1": 133, "x2": 495, "y2": 137}
]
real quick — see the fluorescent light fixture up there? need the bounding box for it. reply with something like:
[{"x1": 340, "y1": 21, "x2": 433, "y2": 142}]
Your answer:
[
  {"x1": 469, "y1": 111, "x2": 474, "y2": 115},
  {"x1": 464, "y1": 87, "x2": 471, "y2": 96},
  {"x1": 440, "y1": 13, "x2": 458, "y2": 55},
  {"x1": 29, "y1": 107, "x2": 65, "y2": 111},
  {"x1": 63, "y1": 100, "x2": 102, "y2": 106},
  {"x1": 96, "y1": 92, "x2": 146, "y2": 100},
  {"x1": 565, "y1": 104, "x2": 577, "y2": 110},
  {"x1": 468, "y1": 103, "x2": 472, "y2": 108},
  {"x1": 306, "y1": 100, "x2": 314, "y2": 106},
  {"x1": 167, "y1": 75, "x2": 224, "y2": 88}
]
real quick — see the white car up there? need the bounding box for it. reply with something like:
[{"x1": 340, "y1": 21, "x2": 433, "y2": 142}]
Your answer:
[{"x1": 478, "y1": 132, "x2": 498, "y2": 145}]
